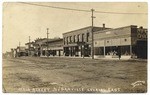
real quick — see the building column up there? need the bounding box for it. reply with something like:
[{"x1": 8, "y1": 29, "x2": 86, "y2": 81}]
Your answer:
[
  {"x1": 130, "y1": 45, "x2": 132, "y2": 57},
  {"x1": 104, "y1": 40, "x2": 106, "y2": 57},
  {"x1": 69, "y1": 47, "x2": 71, "y2": 56},
  {"x1": 82, "y1": 45, "x2": 84, "y2": 58},
  {"x1": 73, "y1": 47, "x2": 75, "y2": 57},
  {"x1": 63, "y1": 47, "x2": 65, "y2": 56},
  {"x1": 80, "y1": 46, "x2": 82, "y2": 57},
  {"x1": 58, "y1": 50, "x2": 60, "y2": 56},
  {"x1": 40, "y1": 45, "x2": 43, "y2": 57},
  {"x1": 71, "y1": 47, "x2": 73, "y2": 56}
]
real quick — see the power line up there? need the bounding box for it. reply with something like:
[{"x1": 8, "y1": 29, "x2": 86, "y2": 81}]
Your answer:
[
  {"x1": 18, "y1": 2, "x2": 147, "y2": 15},
  {"x1": 95, "y1": 10, "x2": 147, "y2": 15},
  {"x1": 19, "y1": 2, "x2": 90, "y2": 12}
]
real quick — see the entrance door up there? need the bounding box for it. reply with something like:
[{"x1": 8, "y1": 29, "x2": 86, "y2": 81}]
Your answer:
[{"x1": 136, "y1": 40, "x2": 147, "y2": 59}]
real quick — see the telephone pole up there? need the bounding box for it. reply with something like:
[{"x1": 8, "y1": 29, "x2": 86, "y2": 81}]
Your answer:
[
  {"x1": 18, "y1": 42, "x2": 21, "y2": 57},
  {"x1": 19, "y1": 42, "x2": 21, "y2": 50},
  {"x1": 91, "y1": 8, "x2": 95, "y2": 59},
  {"x1": 29, "y1": 36, "x2": 31, "y2": 56},
  {"x1": 47, "y1": 28, "x2": 49, "y2": 57}
]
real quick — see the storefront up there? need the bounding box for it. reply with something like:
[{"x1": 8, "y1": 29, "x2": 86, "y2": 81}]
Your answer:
[
  {"x1": 63, "y1": 42, "x2": 91, "y2": 57},
  {"x1": 94, "y1": 25, "x2": 147, "y2": 59}
]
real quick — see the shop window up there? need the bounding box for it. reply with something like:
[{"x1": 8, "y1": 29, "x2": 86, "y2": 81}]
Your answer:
[
  {"x1": 106, "y1": 46, "x2": 117, "y2": 55},
  {"x1": 121, "y1": 46, "x2": 130, "y2": 55}
]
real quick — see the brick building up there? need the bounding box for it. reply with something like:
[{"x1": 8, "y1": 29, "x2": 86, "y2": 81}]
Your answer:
[
  {"x1": 94, "y1": 25, "x2": 147, "y2": 59},
  {"x1": 63, "y1": 24, "x2": 110, "y2": 57}
]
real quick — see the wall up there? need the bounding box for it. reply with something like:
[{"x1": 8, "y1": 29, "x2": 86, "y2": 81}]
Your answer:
[
  {"x1": 63, "y1": 27, "x2": 92, "y2": 46},
  {"x1": 94, "y1": 25, "x2": 135, "y2": 47},
  {"x1": 63, "y1": 26, "x2": 107, "y2": 47}
]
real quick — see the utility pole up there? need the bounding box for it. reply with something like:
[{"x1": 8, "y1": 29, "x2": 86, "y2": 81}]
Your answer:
[
  {"x1": 91, "y1": 8, "x2": 95, "y2": 59},
  {"x1": 19, "y1": 42, "x2": 20, "y2": 47},
  {"x1": 47, "y1": 28, "x2": 49, "y2": 57},
  {"x1": 29, "y1": 36, "x2": 31, "y2": 56},
  {"x1": 18, "y1": 42, "x2": 21, "y2": 57},
  {"x1": 19, "y1": 42, "x2": 21, "y2": 51}
]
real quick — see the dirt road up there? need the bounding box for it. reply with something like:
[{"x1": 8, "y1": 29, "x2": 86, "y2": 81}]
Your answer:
[{"x1": 2, "y1": 57, "x2": 147, "y2": 93}]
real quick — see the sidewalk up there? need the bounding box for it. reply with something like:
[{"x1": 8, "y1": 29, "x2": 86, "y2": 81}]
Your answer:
[{"x1": 39, "y1": 55, "x2": 147, "y2": 61}]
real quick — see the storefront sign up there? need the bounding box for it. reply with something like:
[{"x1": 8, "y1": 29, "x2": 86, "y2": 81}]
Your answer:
[{"x1": 137, "y1": 29, "x2": 147, "y2": 39}]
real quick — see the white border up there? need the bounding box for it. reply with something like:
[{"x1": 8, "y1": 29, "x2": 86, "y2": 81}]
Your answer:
[{"x1": 0, "y1": 0, "x2": 149, "y2": 95}]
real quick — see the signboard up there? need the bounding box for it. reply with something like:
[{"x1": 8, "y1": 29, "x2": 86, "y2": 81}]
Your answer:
[{"x1": 137, "y1": 29, "x2": 147, "y2": 39}]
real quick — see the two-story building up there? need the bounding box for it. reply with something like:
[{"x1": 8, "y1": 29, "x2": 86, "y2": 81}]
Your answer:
[
  {"x1": 94, "y1": 25, "x2": 147, "y2": 59},
  {"x1": 63, "y1": 24, "x2": 110, "y2": 57}
]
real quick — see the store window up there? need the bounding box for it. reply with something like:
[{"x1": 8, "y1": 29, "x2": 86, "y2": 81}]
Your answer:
[
  {"x1": 121, "y1": 45, "x2": 130, "y2": 55},
  {"x1": 105, "y1": 46, "x2": 117, "y2": 56}
]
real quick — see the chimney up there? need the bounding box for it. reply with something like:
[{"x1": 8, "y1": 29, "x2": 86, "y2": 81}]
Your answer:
[
  {"x1": 140, "y1": 26, "x2": 143, "y2": 29},
  {"x1": 103, "y1": 23, "x2": 105, "y2": 29}
]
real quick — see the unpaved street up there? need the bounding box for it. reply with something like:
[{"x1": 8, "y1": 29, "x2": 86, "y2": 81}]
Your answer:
[{"x1": 3, "y1": 57, "x2": 147, "y2": 93}]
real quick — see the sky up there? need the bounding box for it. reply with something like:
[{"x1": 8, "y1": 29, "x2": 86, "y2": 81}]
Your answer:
[{"x1": 2, "y1": 2, "x2": 148, "y2": 53}]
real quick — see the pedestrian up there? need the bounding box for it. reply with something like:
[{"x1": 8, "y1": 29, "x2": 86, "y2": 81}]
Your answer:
[
  {"x1": 118, "y1": 46, "x2": 121, "y2": 60},
  {"x1": 118, "y1": 52, "x2": 121, "y2": 60}
]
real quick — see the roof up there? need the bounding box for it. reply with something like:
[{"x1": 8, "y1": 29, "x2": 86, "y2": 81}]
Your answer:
[
  {"x1": 25, "y1": 41, "x2": 35, "y2": 45},
  {"x1": 34, "y1": 38, "x2": 52, "y2": 44},
  {"x1": 94, "y1": 25, "x2": 138, "y2": 34},
  {"x1": 47, "y1": 38, "x2": 63, "y2": 43},
  {"x1": 44, "y1": 38, "x2": 63, "y2": 44},
  {"x1": 63, "y1": 26, "x2": 111, "y2": 35},
  {"x1": 17, "y1": 46, "x2": 26, "y2": 50},
  {"x1": 16, "y1": 46, "x2": 26, "y2": 52}
]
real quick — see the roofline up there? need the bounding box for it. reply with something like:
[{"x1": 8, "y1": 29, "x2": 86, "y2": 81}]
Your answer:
[
  {"x1": 62, "y1": 26, "x2": 109, "y2": 35},
  {"x1": 94, "y1": 25, "x2": 138, "y2": 34},
  {"x1": 46, "y1": 38, "x2": 63, "y2": 43}
]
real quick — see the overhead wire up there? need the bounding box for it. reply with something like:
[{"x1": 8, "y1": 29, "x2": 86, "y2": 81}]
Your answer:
[{"x1": 19, "y1": 2, "x2": 147, "y2": 15}]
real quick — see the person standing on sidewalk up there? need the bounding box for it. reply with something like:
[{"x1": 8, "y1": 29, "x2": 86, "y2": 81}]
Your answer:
[{"x1": 118, "y1": 46, "x2": 121, "y2": 60}]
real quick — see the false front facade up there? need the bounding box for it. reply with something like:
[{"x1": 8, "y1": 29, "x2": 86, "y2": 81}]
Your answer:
[{"x1": 94, "y1": 25, "x2": 147, "y2": 59}]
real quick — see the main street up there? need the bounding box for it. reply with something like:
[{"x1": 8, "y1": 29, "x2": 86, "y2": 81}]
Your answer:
[{"x1": 2, "y1": 57, "x2": 147, "y2": 93}]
